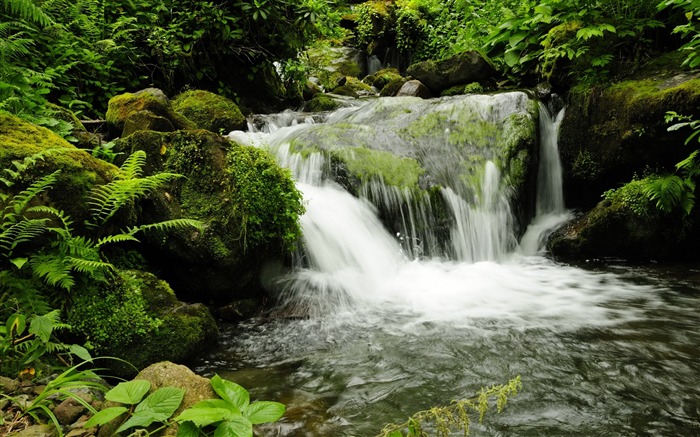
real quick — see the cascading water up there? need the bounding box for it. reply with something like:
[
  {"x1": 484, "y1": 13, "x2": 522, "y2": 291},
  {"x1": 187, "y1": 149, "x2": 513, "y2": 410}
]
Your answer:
[{"x1": 201, "y1": 94, "x2": 700, "y2": 437}]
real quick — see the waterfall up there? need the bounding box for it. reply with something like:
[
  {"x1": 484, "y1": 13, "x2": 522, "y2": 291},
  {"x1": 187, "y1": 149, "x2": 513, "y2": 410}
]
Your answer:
[
  {"x1": 228, "y1": 92, "x2": 554, "y2": 313},
  {"x1": 518, "y1": 102, "x2": 571, "y2": 255}
]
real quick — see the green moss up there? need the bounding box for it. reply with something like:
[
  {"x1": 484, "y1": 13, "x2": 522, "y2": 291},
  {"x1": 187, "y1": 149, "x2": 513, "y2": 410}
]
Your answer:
[
  {"x1": 363, "y1": 68, "x2": 402, "y2": 90},
  {"x1": 226, "y1": 143, "x2": 305, "y2": 250},
  {"x1": 332, "y1": 76, "x2": 376, "y2": 98},
  {"x1": 106, "y1": 90, "x2": 196, "y2": 134},
  {"x1": 0, "y1": 112, "x2": 119, "y2": 223},
  {"x1": 380, "y1": 78, "x2": 408, "y2": 96},
  {"x1": 172, "y1": 90, "x2": 246, "y2": 134},
  {"x1": 305, "y1": 94, "x2": 341, "y2": 112},
  {"x1": 68, "y1": 270, "x2": 218, "y2": 377},
  {"x1": 331, "y1": 147, "x2": 425, "y2": 190}
]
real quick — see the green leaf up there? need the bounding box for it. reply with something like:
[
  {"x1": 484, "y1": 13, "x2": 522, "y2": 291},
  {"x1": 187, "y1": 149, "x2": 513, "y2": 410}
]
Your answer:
[
  {"x1": 176, "y1": 421, "x2": 200, "y2": 437},
  {"x1": 214, "y1": 416, "x2": 253, "y2": 437},
  {"x1": 116, "y1": 410, "x2": 157, "y2": 433},
  {"x1": 29, "y1": 311, "x2": 58, "y2": 342},
  {"x1": 84, "y1": 406, "x2": 128, "y2": 428},
  {"x1": 387, "y1": 431, "x2": 404, "y2": 437},
  {"x1": 508, "y1": 32, "x2": 527, "y2": 48},
  {"x1": 211, "y1": 375, "x2": 249, "y2": 410},
  {"x1": 7, "y1": 313, "x2": 26, "y2": 337},
  {"x1": 176, "y1": 407, "x2": 235, "y2": 426},
  {"x1": 189, "y1": 399, "x2": 236, "y2": 410},
  {"x1": 105, "y1": 380, "x2": 151, "y2": 405},
  {"x1": 244, "y1": 401, "x2": 285, "y2": 424},
  {"x1": 504, "y1": 50, "x2": 521, "y2": 67},
  {"x1": 134, "y1": 386, "x2": 185, "y2": 421},
  {"x1": 10, "y1": 257, "x2": 28, "y2": 269},
  {"x1": 69, "y1": 344, "x2": 92, "y2": 362}
]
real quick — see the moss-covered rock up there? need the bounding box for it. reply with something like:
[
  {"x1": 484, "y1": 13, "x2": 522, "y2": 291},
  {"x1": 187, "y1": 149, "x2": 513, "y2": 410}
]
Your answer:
[
  {"x1": 332, "y1": 76, "x2": 376, "y2": 98},
  {"x1": 547, "y1": 177, "x2": 696, "y2": 260},
  {"x1": 172, "y1": 90, "x2": 246, "y2": 134},
  {"x1": 440, "y1": 82, "x2": 486, "y2": 97},
  {"x1": 106, "y1": 88, "x2": 196, "y2": 138},
  {"x1": 304, "y1": 93, "x2": 342, "y2": 112},
  {"x1": 68, "y1": 269, "x2": 218, "y2": 378},
  {"x1": 380, "y1": 78, "x2": 408, "y2": 96},
  {"x1": 405, "y1": 51, "x2": 499, "y2": 94},
  {"x1": 114, "y1": 129, "x2": 305, "y2": 302},
  {"x1": 122, "y1": 110, "x2": 176, "y2": 137},
  {"x1": 559, "y1": 70, "x2": 700, "y2": 209},
  {"x1": 0, "y1": 112, "x2": 118, "y2": 225},
  {"x1": 362, "y1": 68, "x2": 403, "y2": 90},
  {"x1": 330, "y1": 147, "x2": 425, "y2": 191}
]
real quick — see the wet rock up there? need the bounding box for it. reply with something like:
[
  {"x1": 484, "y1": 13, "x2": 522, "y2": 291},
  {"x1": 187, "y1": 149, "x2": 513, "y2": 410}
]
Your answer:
[
  {"x1": 122, "y1": 110, "x2": 175, "y2": 137},
  {"x1": 172, "y1": 89, "x2": 246, "y2": 134},
  {"x1": 396, "y1": 80, "x2": 432, "y2": 99},
  {"x1": 54, "y1": 396, "x2": 90, "y2": 425},
  {"x1": 106, "y1": 88, "x2": 195, "y2": 137}
]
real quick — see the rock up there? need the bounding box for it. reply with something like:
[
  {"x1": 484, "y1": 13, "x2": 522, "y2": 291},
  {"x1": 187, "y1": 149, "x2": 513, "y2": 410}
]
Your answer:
[
  {"x1": 0, "y1": 376, "x2": 20, "y2": 393},
  {"x1": 172, "y1": 90, "x2": 246, "y2": 134},
  {"x1": 113, "y1": 130, "x2": 305, "y2": 303},
  {"x1": 380, "y1": 78, "x2": 408, "y2": 96},
  {"x1": 362, "y1": 68, "x2": 402, "y2": 90},
  {"x1": 406, "y1": 51, "x2": 498, "y2": 94},
  {"x1": 306, "y1": 45, "x2": 367, "y2": 91},
  {"x1": 68, "y1": 269, "x2": 219, "y2": 378},
  {"x1": 133, "y1": 362, "x2": 216, "y2": 436},
  {"x1": 122, "y1": 110, "x2": 175, "y2": 137},
  {"x1": 303, "y1": 81, "x2": 322, "y2": 100},
  {"x1": 54, "y1": 395, "x2": 91, "y2": 425},
  {"x1": 332, "y1": 76, "x2": 376, "y2": 98},
  {"x1": 559, "y1": 71, "x2": 700, "y2": 210},
  {"x1": 105, "y1": 88, "x2": 196, "y2": 137},
  {"x1": 396, "y1": 80, "x2": 432, "y2": 99},
  {"x1": 303, "y1": 94, "x2": 342, "y2": 112},
  {"x1": 0, "y1": 112, "x2": 119, "y2": 226}
]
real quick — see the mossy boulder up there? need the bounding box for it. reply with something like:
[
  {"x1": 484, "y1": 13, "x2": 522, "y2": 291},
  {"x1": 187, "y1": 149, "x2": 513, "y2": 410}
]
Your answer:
[
  {"x1": 106, "y1": 88, "x2": 196, "y2": 138},
  {"x1": 0, "y1": 112, "x2": 119, "y2": 225},
  {"x1": 114, "y1": 129, "x2": 305, "y2": 302},
  {"x1": 547, "y1": 178, "x2": 697, "y2": 260},
  {"x1": 330, "y1": 147, "x2": 425, "y2": 192},
  {"x1": 68, "y1": 269, "x2": 218, "y2": 378},
  {"x1": 362, "y1": 68, "x2": 403, "y2": 90},
  {"x1": 406, "y1": 51, "x2": 499, "y2": 94},
  {"x1": 559, "y1": 71, "x2": 700, "y2": 209},
  {"x1": 122, "y1": 110, "x2": 176, "y2": 137},
  {"x1": 303, "y1": 93, "x2": 342, "y2": 112},
  {"x1": 380, "y1": 78, "x2": 408, "y2": 96},
  {"x1": 172, "y1": 90, "x2": 246, "y2": 134},
  {"x1": 331, "y1": 76, "x2": 375, "y2": 98}
]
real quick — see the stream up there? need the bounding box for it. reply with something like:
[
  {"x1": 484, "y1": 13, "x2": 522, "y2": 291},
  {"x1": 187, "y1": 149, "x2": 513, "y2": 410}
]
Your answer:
[{"x1": 194, "y1": 94, "x2": 700, "y2": 436}]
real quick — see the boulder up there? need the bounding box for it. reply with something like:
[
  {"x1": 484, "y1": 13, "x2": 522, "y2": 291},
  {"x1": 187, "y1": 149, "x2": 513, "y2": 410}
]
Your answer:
[
  {"x1": 396, "y1": 80, "x2": 432, "y2": 99},
  {"x1": 172, "y1": 90, "x2": 246, "y2": 134},
  {"x1": 380, "y1": 78, "x2": 408, "y2": 96},
  {"x1": 559, "y1": 70, "x2": 700, "y2": 210},
  {"x1": 105, "y1": 88, "x2": 195, "y2": 137},
  {"x1": 122, "y1": 110, "x2": 175, "y2": 137},
  {"x1": 68, "y1": 269, "x2": 219, "y2": 377},
  {"x1": 304, "y1": 94, "x2": 342, "y2": 112},
  {"x1": 362, "y1": 68, "x2": 403, "y2": 90},
  {"x1": 114, "y1": 130, "x2": 305, "y2": 302},
  {"x1": 406, "y1": 51, "x2": 498, "y2": 94},
  {"x1": 331, "y1": 76, "x2": 375, "y2": 98},
  {"x1": 0, "y1": 112, "x2": 118, "y2": 226}
]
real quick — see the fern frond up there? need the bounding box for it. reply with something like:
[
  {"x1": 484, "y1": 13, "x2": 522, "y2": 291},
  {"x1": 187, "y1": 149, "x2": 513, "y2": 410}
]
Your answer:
[
  {"x1": 87, "y1": 172, "x2": 182, "y2": 228},
  {"x1": 95, "y1": 233, "x2": 140, "y2": 248},
  {"x1": 0, "y1": 272, "x2": 52, "y2": 316},
  {"x1": 130, "y1": 218, "x2": 205, "y2": 235},
  {"x1": 1, "y1": 0, "x2": 53, "y2": 27},
  {"x1": 4, "y1": 171, "x2": 60, "y2": 219},
  {"x1": 66, "y1": 256, "x2": 114, "y2": 274},
  {"x1": 118, "y1": 149, "x2": 147, "y2": 180},
  {"x1": 0, "y1": 219, "x2": 49, "y2": 257},
  {"x1": 29, "y1": 254, "x2": 74, "y2": 290},
  {"x1": 642, "y1": 175, "x2": 685, "y2": 214}
]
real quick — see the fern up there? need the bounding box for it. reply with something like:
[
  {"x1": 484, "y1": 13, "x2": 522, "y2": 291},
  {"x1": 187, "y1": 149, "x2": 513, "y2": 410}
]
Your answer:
[
  {"x1": 29, "y1": 254, "x2": 75, "y2": 290},
  {"x1": 86, "y1": 151, "x2": 182, "y2": 228},
  {"x1": 1, "y1": 0, "x2": 53, "y2": 27},
  {"x1": 0, "y1": 219, "x2": 49, "y2": 257},
  {"x1": 130, "y1": 218, "x2": 205, "y2": 235}
]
